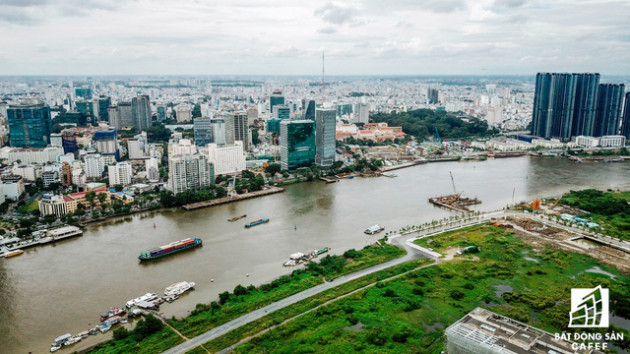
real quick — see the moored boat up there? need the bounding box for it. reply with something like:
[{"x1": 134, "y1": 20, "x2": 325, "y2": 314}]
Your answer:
[
  {"x1": 138, "y1": 238, "x2": 202, "y2": 261},
  {"x1": 244, "y1": 217, "x2": 269, "y2": 228},
  {"x1": 364, "y1": 224, "x2": 385, "y2": 235},
  {"x1": 126, "y1": 292, "x2": 158, "y2": 308},
  {"x1": 5, "y1": 249, "x2": 24, "y2": 258},
  {"x1": 164, "y1": 281, "x2": 195, "y2": 296},
  {"x1": 100, "y1": 307, "x2": 126, "y2": 322}
]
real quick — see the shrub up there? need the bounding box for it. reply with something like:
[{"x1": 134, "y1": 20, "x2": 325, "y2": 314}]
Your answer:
[
  {"x1": 113, "y1": 327, "x2": 129, "y2": 340},
  {"x1": 450, "y1": 289, "x2": 465, "y2": 300}
]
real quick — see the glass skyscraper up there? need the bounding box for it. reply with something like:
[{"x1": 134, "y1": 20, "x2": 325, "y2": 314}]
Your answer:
[
  {"x1": 270, "y1": 89, "x2": 285, "y2": 114},
  {"x1": 194, "y1": 117, "x2": 213, "y2": 147},
  {"x1": 280, "y1": 120, "x2": 315, "y2": 170},
  {"x1": 571, "y1": 73, "x2": 600, "y2": 137},
  {"x1": 7, "y1": 102, "x2": 52, "y2": 148},
  {"x1": 593, "y1": 83, "x2": 625, "y2": 137},
  {"x1": 621, "y1": 92, "x2": 630, "y2": 139}
]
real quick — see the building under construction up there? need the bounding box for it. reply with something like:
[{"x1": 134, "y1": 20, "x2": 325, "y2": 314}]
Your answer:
[{"x1": 445, "y1": 307, "x2": 590, "y2": 354}]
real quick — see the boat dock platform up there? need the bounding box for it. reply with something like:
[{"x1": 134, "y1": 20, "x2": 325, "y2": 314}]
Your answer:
[
  {"x1": 319, "y1": 176, "x2": 338, "y2": 183},
  {"x1": 381, "y1": 159, "x2": 428, "y2": 172},
  {"x1": 183, "y1": 187, "x2": 285, "y2": 211},
  {"x1": 429, "y1": 194, "x2": 481, "y2": 213}
]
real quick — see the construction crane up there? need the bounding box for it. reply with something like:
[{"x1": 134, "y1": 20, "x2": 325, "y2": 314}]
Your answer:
[
  {"x1": 434, "y1": 127, "x2": 441, "y2": 144},
  {"x1": 449, "y1": 171, "x2": 458, "y2": 195},
  {"x1": 229, "y1": 169, "x2": 238, "y2": 198}
]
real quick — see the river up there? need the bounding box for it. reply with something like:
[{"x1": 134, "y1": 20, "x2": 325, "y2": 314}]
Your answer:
[{"x1": 1, "y1": 156, "x2": 629, "y2": 353}]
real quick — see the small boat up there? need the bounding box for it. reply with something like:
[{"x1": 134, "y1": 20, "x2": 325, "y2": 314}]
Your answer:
[
  {"x1": 100, "y1": 307, "x2": 126, "y2": 322},
  {"x1": 126, "y1": 293, "x2": 159, "y2": 308},
  {"x1": 5, "y1": 249, "x2": 24, "y2": 258},
  {"x1": 71, "y1": 335, "x2": 83, "y2": 343},
  {"x1": 121, "y1": 317, "x2": 128, "y2": 324},
  {"x1": 78, "y1": 331, "x2": 89, "y2": 339},
  {"x1": 53, "y1": 333, "x2": 72, "y2": 347},
  {"x1": 107, "y1": 316, "x2": 120, "y2": 325},
  {"x1": 364, "y1": 224, "x2": 385, "y2": 235},
  {"x1": 88, "y1": 327, "x2": 100, "y2": 335},
  {"x1": 228, "y1": 214, "x2": 247, "y2": 222},
  {"x1": 99, "y1": 324, "x2": 111, "y2": 333},
  {"x1": 165, "y1": 294, "x2": 179, "y2": 303},
  {"x1": 245, "y1": 217, "x2": 269, "y2": 228},
  {"x1": 50, "y1": 345, "x2": 62, "y2": 352},
  {"x1": 164, "y1": 281, "x2": 195, "y2": 296}
]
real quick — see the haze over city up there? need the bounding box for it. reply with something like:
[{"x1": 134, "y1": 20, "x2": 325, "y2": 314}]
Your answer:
[{"x1": 1, "y1": 0, "x2": 630, "y2": 75}]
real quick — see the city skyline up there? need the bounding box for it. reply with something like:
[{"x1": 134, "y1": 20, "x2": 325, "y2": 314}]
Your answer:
[{"x1": 1, "y1": 0, "x2": 630, "y2": 76}]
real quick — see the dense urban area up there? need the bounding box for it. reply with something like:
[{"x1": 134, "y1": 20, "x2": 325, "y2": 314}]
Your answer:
[{"x1": 1, "y1": 74, "x2": 629, "y2": 354}]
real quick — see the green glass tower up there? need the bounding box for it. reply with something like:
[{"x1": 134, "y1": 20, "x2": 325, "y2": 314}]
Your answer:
[
  {"x1": 270, "y1": 89, "x2": 285, "y2": 114},
  {"x1": 280, "y1": 120, "x2": 315, "y2": 170},
  {"x1": 7, "y1": 103, "x2": 52, "y2": 148}
]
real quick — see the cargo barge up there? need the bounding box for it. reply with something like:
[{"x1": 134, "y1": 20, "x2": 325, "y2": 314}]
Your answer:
[
  {"x1": 245, "y1": 217, "x2": 269, "y2": 228},
  {"x1": 138, "y1": 238, "x2": 202, "y2": 261}
]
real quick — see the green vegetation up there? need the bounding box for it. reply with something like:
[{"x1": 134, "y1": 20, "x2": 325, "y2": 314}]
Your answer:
[
  {"x1": 231, "y1": 225, "x2": 630, "y2": 353},
  {"x1": 89, "y1": 244, "x2": 405, "y2": 353},
  {"x1": 18, "y1": 199, "x2": 39, "y2": 214},
  {"x1": 159, "y1": 185, "x2": 227, "y2": 208},
  {"x1": 560, "y1": 189, "x2": 630, "y2": 240},
  {"x1": 90, "y1": 315, "x2": 182, "y2": 354},
  {"x1": 371, "y1": 109, "x2": 498, "y2": 140}
]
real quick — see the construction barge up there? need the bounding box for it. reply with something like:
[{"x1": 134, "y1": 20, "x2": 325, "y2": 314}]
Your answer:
[{"x1": 429, "y1": 194, "x2": 481, "y2": 212}]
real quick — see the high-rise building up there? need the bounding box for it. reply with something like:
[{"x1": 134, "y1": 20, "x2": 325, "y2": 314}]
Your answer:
[
  {"x1": 168, "y1": 151, "x2": 214, "y2": 194},
  {"x1": 593, "y1": 83, "x2": 625, "y2": 137},
  {"x1": 280, "y1": 119, "x2": 315, "y2": 170},
  {"x1": 157, "y1": 104, "x2": 167, "y2": 122},
  {"x1": 246, "y1": 106, "x2": 258, "y2": 126},
  {"x1": 230, "y1": 111, "x2": 249, "y2": 150},
  {"x1": 207, "y1": 141, "x2": 246, "y2": 176},
  {"x1": 96, "y1": 96, "x2": 111, "y2": 122},
  {"x1": 315, "y1": 108, "x2": 336, "y2": 167},
  {"x1": 427, "y1": 88, "x2": 439, "y2": 104},
  {"x1": 108, "y1": 162, "x2": 133, "y2": 187},
  {"x1": 303, "y1": 99, "x2": 316, "y2": 120},
  {"x1": 571, "y1": 73, "x2": 600, "y2": 136},
  {"x1": 266, "y1": 119, "x2": 281, "y2": 137},
  {"x1": 273, "y1": 105, "x2": 291, "y2": 120},
  {"x1": 175, "y1": 105, "x2": 192, "y2": 123},
  {"x1": 127, "y1": 139, "x2": 145, "y2": 159},
  {"x1": 145, "y1": 157, "x2": 160, "y2": 183},
  {"x1": 50, "y1": 133, "x2": 63, "y2": 147},
  {"x1": 7, "y1": 102, "x2": 52, "y2": 148},
  {"x1": 531, "y1": 73, "x2": 577, "y2": 140},
  {"x1": 118, "y1": 102, "x2": 134, "y2": 128},
  {"x1": 108, "y1": 105, "x2": 121, "y2": 130},
  {"x1": 75, "y1": 88, "x2": 92, "y2": 100},
  {"x1": 84, "y1": 154, "x2": 105, "y2": 178},
  {"x1": 93, "y1": 128, "x2": 119, "y2": 162},
  {"x1": 357, "y1": 102, "x2": 369, "y2": 124},
  {"x1": 270, "y1": 89, "x2": 285, "y2": 113},
  {"x1": 132, "y1": 94, "x2": 152, "y2": 131},
  {"x1": 621, "y1": 92, "x2": 630, "y2": 139},
  {"x1": 76, "y1": 100, "x2": 95, "y2": 119},
  {"x1": 61, "y1": 129, "x2": 79, "y2": 158},
  {"x1": 211, "y1": 116, "x2": 227, "y2": 145},
  {"x1": 194, "y1": 117, "x2": 213, "y2": 147}
]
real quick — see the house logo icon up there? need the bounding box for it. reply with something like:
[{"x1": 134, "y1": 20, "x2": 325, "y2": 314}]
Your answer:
[{"x1": 569, "y1": 285, "x2": 609, "y2": 328}]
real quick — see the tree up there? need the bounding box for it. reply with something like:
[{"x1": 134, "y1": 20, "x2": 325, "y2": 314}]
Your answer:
[
  {"x1": 115, "y1": 184, "x2": 123, "y2": 192},
  {"x1": 97, "y1": 192, "x2": 107, "y2": 206},
  {"x1": 264, "y1": 163, "x2": 282, "y2": 175},
  {"x1": 85, "y1": 191, "x2": 96, "y2": 209}
]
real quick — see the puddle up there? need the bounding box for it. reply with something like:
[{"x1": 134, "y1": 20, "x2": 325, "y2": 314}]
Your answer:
[
  {"x1": 585, "y1": 266, "x2": 616, "y2": 279},
  {"x1": 523, "y1": 257, "x2": 539, "y2": 263},
  {"x1": 494, "y1": 285, "x2": 513, "y2": 298}
]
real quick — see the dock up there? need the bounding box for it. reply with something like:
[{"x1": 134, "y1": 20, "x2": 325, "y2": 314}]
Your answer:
[
  {"x1": 182, "y1": 187, "x2": 285, "y2": 211},
  {"x1": 319, "y1": 176, "x2": 338, "y2": 183},
  {"x1": 381, "y1": 159, "x2": 428, "y2": 172}
]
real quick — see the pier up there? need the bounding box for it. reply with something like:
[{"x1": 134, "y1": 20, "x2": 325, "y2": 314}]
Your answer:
[{"x1": 182, "y1": 187, "x2": 285, "y2": 211}]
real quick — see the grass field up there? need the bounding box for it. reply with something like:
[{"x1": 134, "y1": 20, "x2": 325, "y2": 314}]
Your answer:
[
  {"x1": 231, "y1": 225, "x2": 630, "y2": 353},
  {"x1": 18, "y1": 199, "x2": 39, "y2": 214},
  {"x1": 560, "y1": 189, "x2": 630, "y2": 240},
  {"x1": 88, "y1": 326, "x2": 184, "y2": 354},
  {"x1": 88, "y1": 244, "x2": 405, "y2": 353}
]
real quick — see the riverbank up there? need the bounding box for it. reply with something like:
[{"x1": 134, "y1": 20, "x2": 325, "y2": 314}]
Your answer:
[{"x1": 182, "y1": 187, "x2": 285, "y2": 211}]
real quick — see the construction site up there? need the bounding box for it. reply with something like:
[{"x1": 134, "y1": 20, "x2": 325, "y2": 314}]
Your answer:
[
  {"x1": 497, "y1": 216, "x2": 630, "y2": 273},
  {"x1": 429, "y1": 171, "x2": 482, "y2": 212}
]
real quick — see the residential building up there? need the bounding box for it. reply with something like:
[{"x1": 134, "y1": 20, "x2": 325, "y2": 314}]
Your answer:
[
  {"x1": 96, "y1": 96, "x2": 111, "y2": 122},
  {"x1": 108, "y1": 105, "x2": 121, "y2": 130},
  {"x1": 575, "y1": 135, "x2": 626, "y2": 148},
  {"x1": 84, "y1": 154, "x2": 105, "y2": 178},
  {"x1": 127, "y1": 138, "x2": 145, "y2": 159},
  {"x1": 61, "y1": 162, "x2": 72, "y2": 186},
  {"x1": 168, "y1": 152, "x2": 214, "y2": 194},
  {"x1": 7, "y1": 102, "x2": 52, "y2": 148},
  {"x1": 273, "y1": 105, "x2": 290, "y2": 120},
  {"x1": 246, "y1": 106, "x2": 258, "y2": 125},
  {"x1": 157, "y1": 104, "x2": 167, "y2": 122},
  {"x1": 211, "y1": 116, "x2": 227, "y2": 145},
  {"x1": 531, "y1": 73, "x2": 577, "y2": 140},
  {"x1": 108, "y1": 162, "x2": 133, "y2": 187},
  {"x1": 230, "y1": 111, "x2": 249, "y2": 150},
  {"x1": 280, "y1": 119, "x2": 315, "y2": 170},
  {"x1": 194, "y1": 117, "x2": 213, "y2": 147},
  {"x1": 145, "y1": 157, "x2": 160, "y2": 183},
  {"x1": 61, "y1": 129, "x2": 79, "y2": 158},
  {"x1": 41, "y1": 171, "x2": 59, "y2": 187},
  {"x1": 315, "y1": 108, "x2": 336, "y2": 167},
  {"x1": 427, "y1": 88, "x2": 439, "y2": 104},
  {"x1": 571, "y1": 73, "x2": 600, "y2": 136},
  {"x1": 12, "y1": 165, "x2": 38, "y2": 181},
  {"x1": 50, "y1": 133, "x2": 63, "y2": 147},
  {"x1": 445, "y1": 307, "x2": 583, "y2": 354},
  {"x1": 6, "y1": 147, "x2": 64, "y2": 164},
  {"x1": 356, "y1": 102, "x2": 369, "y2": 124},
  {"x1": 593, "y1": 83, "x2": 625, "y2": 137},
  {"x1": 131, "y1": 94, "x2": 152, "y2": 131},
  {"x1": 118, "y1": 102, "x2": 134, "y2": 128},
  {"x1": 72, "y1": 168, "x2": 86, "y2": 186},
  {"x1": 270, "y1": 89, "x2": 284, "y2": 113},
  {"x1": 206, "y1": 141, "x2": 246, "y2": 176}
]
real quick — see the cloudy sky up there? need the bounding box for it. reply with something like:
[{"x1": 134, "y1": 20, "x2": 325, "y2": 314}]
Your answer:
[{"x1": 0, "y1": 0, "x2": 629, "y2": 75}]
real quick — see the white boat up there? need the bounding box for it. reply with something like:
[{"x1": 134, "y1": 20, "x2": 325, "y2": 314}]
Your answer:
[
  {"x1": 164, "y1": 281, "x2": 195, "y2": 296},
  {"x1": 126, "y1": 293, "x2": 158, "y2": 308},
  {"x1": 364, "y1": 224, "x2": 385, "y2": 235},
  {"x1": 53, "y1": 333, "x2": 72, "y2": 346},
  {"x1": 50, "y1": 345, "x2": 62, "y2": 352}
]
